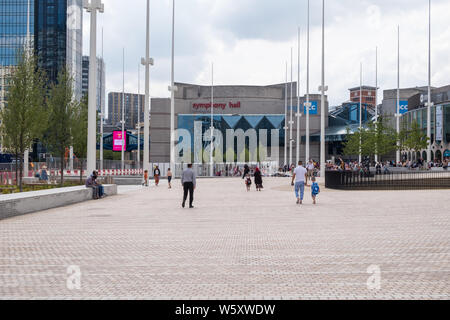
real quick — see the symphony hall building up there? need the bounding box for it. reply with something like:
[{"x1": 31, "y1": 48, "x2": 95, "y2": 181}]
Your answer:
[{"x1": 149, "y1": 82, "x2": 329, "y2": 164}]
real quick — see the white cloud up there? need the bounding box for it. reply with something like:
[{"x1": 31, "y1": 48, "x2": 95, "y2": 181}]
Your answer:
[{"x1": 83, "y1": 0, "x2": 450, "y2": 107}]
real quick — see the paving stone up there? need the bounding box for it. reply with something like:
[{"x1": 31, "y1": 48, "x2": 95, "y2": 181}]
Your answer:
[{"x1": 0, "y1": 178, "x2": 449, "y2": 300}]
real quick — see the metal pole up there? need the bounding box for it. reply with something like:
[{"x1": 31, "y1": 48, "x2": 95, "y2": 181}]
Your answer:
[
  {"x1": 289, "y1": 47, "x2": 293, "y2": 168},
  {"x1": 296, "y1": 27, "x2": 301, "y2": 165},
  {"x1": 359, "y1": 62, "x2": 362, "y2": 164},
  {"x1": 24, "y1": 0, "x2": 31, "y2": 178},
  {"x1": 284, "y1": 62, "x2": 288, "y2": 167},
  {"x1": 169, "y1": 0, "x2": 176, "y2": 175},
  {"x1": 210, "y1": 63, "x2": 214, "y2": 177},
  {"x1": 305, "y1": 0, "x2": 310, "y2": 163},
  {"x1": 396, "y1": 25, "x2": 401, "y2": 164},
  {"x1": 137, "y1": 63, "x2": 141, "y2": 169},
  {"x1": 84, "y1": 0, "x2": 104, "y2": 176},
  {"x1": 427, "y1": 0, "x2": 432, "y2": 163},
  {"x1": 100, "y1": 27, "x2": 104, "y2": 171},
  {"x1": 121, "y1": 48, "x2": 125, "y2": 172},
  {"x1": 375, "y1": 46, "x2": 378, "y2": 163},
  {"x1": 142, "y1": 0, "x2": 153, "y2": 175},
  {"x1": 320, "y1": 0, "x2": 327, "y2": 179}
]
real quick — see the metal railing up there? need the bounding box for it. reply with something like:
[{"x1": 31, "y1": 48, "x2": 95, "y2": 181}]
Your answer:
[{"x1": 325, "y1": 169, "x2": 450, "y2": 190}]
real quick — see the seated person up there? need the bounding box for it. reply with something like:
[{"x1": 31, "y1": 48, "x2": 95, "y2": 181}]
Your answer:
[{"x1": 85, "y1": 171, "x2": 105, "y2": 199}]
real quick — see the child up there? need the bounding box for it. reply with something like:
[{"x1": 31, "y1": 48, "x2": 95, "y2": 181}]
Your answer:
[
  {"x1": 245, "y1": 174, "x2": 252, "y2": 192},
  {"x1": 143, "y1": 170, "x2": 149, "y2": 187},
  {"x1": 311, "y1": 177, "x2": 320, "y2": 205},
  {"x1": 167, "y1": 168, "x2": 172, "y2": 189}
]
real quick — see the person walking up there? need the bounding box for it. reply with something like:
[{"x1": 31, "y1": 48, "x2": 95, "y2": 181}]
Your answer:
[
  {"x1": 242, "y1": 164, "x2": 250, "y2": 179},
  {"x1": 154, "y1": 166, "x2": 161, "y2": 186},
  {"x1": 291, "y1": 161, "x2": 308, "y2": 205},
  {"x1": 254, "y1": 167, "x2": 263, "y2": 191},
  {"x1": 167, "y1": 168, "x2": 173, "y2": 189},
  {"x1": 306, "y1": 160, "x2": 315, "y2": 182},
  {"x1": 181, "y1": 164, "x2": 196, "y2": 208}
]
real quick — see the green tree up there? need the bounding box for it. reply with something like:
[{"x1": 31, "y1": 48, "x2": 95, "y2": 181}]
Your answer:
[
  {"x1": 72, "y1": 95, "x2": 88, "y2": 182},
  {"x1": 45, "y1": 69, "x2": 78, "y2": 186},
  {"x1": 343, "y1": 127, "x2": 365, "y2": 158},
  {"x1": 0, "y1": 52, "x2": 47, "y2": 191},
  {"x1": 367, "y1": 117, "x2": 398, "y2": 161},
  {"x1": 399, "y1": 120, "x2": 429, "y2": 154}
]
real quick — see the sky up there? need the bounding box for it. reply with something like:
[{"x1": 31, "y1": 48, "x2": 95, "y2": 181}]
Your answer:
[{"x1": 82, "y1": 0, "x2": 450, "y2": 107}]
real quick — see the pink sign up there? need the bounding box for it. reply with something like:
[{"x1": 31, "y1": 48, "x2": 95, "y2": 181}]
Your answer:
[{"x1": 113, "y1": 131, "x2": 127, "y2": 152}]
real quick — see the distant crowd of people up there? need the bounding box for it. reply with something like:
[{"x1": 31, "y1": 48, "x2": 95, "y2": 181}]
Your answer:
[{"x1": 326, "y1": 157, "x2": 449, "y2": 173}]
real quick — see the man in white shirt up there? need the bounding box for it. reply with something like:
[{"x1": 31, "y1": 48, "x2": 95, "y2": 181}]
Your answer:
[
  {"x1": 306, "y1": 160, "x2": 315, "y2": 182},
  {"x1": 291, "y1": 161, "x2": 308, "y2": 205}
]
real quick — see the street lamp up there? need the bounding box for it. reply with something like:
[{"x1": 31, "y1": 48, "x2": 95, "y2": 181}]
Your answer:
[
  {"x1": 84, "y1": 0, "x2": 104, "y2": 176},
  {"x1": 142, "y1": 0, "x2": 154, "y2": 175},
  {"x1": 319, "y1": 0, "x2": 328, "y2": 179},
  {"x1": 169, "y1": 0, "x2": 177, "y2": 176}
]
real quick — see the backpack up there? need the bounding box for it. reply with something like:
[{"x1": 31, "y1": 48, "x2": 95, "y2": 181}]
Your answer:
[{"x1": 312, "y1": 183, "x2": 320, "y2": 195}]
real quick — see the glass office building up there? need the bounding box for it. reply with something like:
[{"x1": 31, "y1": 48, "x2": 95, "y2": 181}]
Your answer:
[
  {"x1": 35, "y1": 0, "x2": 83, "y2": 100},
  {"x1": 0, "y1": 0, "x2": 34, "y2": 67}
]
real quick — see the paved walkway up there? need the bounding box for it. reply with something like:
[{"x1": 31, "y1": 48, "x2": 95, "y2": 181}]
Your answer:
[{"x1": 0, "y1": 178, "x2": 449, "y2": 300}]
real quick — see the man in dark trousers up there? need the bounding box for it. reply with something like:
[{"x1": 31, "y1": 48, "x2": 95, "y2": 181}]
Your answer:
[{"x1": 181, "y1": 164, "x2": 196, "y2": 208}]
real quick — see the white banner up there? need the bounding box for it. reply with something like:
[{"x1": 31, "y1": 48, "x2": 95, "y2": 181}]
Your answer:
[{"x1": 436, "y1": 106, "x2": 443, "y2": 142}]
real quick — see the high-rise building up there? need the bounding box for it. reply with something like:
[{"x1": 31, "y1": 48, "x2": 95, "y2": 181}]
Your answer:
[
  {"x1": 0, "y1": 0, "x2": 83, "y2": 157},
  {"x1": 35, "y1": 0, "x2": 83, "y2": 100},
  {"x1": 82, "y1": 56, "x2": 105, "y2": 114},
  {"x1": 108, "y1": 92, "x2": 144, "y2": 130},
  {"x1": 0, "y1": 0, "x2": 35, "y2": 152}
]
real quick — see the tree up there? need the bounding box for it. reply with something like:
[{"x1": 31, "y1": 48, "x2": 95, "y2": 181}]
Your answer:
[
  {"x1": 367, "y1": 117, "x2": 398, "y2": 161},
  {"x1": 45, "y1": 69, "x2": 77, "y2": 186},
  {"x1": 72, "y1": 95, "x2": 88, "y2": 183},
  {"x1": 0, "y1": 52, "x2": 47, "y2": 192},
  {"x1": 399, "y1": 120, "x2": 429, "y2": 155},
  {"x1": 343, "y1": 127, "x2": 365, "y2": 158}
]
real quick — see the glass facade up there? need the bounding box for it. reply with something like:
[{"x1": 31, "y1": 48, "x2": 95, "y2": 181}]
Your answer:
[
  {"x1": 0, "y1": 0, "x2": 34, "y2": 66},
  {"x1": 401, "y1": 104, "x2": 450, "y2": 144},
  {"x1": 177, "y1": 114, "x2": 286, "y2": 150},
  {"x1": 35, "y1": 0, "x2": 82, "y2": 100}
]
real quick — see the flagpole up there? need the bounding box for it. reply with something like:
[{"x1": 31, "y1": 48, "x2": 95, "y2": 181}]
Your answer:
[
  {"x1": 396, "y1": 25, "x2": 401, "y2": 165},
  {"x1": 137, "y1": 63, "x2": 141, "y2": 170},
  {"x1": 426, "y1": 0, "x2": 432, "y2": 163},
  {"x1": 319, "y1": 0, "x2": 327, "y2": 179},
  {"x1": 284, "y1": 62, "x2": 288, "y2": 167},
  {"x1": 305, "y1": 0, "x2": 310, "y2": 163},
  {"x1": 375, "y1": 46, "x2": 378, "y2": 164},
  {"x1": 100, "y1": 27, "x2": 104, "y2": 172},
  {"x1": 296, "y1": 27, "x2": 301, "y2": 164},
  {"x1": 359, "y1": 62, "x2": 363, "y2": 164},
  {"x1": 121, "y1": 48, "x2": 125, "y2": 172},
  {"x1": 289, "y1": 47, "x2": 293, "y2": 168},
  {"x1": 210, "y1": 63, "x2": 214, "y2": 177}
]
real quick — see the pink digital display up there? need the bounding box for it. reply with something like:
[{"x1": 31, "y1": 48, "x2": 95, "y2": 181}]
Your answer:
[{"x1": 113, "y1": 131, "x2": 126, "y2": 152}]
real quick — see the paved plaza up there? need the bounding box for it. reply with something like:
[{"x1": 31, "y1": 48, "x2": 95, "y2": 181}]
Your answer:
[{"x1": 0, "y1": 177, "x2": 449, "y2": 300}]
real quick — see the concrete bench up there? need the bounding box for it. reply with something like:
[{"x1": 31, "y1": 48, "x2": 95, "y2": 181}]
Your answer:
[{"x1": 0, "y1": 185, "x2": 117, "y2": 221}]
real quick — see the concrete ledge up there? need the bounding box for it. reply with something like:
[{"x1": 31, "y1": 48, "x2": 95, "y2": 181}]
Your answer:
[{"x1": 0, "y1": 185, "x2": 117, "y2": 221}]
